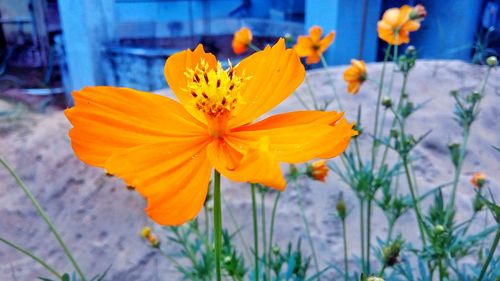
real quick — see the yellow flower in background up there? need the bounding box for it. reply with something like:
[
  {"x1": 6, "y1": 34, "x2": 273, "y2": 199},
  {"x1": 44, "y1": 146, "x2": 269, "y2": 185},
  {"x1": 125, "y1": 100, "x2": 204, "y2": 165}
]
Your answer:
[
  {"x1": 377, "y1": 5, "x2": 425, "y2": 45},
  {"x1": 343, "y1": 59, "x2": 367, "y2": 94},
  {"x1": 65, "y1": 39, "x2": 357, "y2": 226},
  {"x1": 293, "y1": 25, "x2": 335, "y2": 64},
  {"x1": 232, "y1": 27, "x2": 253, "y2": 55},
  {"x1": 308, "y1": 160, "x2": 329, "y2": 182},
  {"x1": 471, "y1": 172, "x2": 486, "y2": 189}
]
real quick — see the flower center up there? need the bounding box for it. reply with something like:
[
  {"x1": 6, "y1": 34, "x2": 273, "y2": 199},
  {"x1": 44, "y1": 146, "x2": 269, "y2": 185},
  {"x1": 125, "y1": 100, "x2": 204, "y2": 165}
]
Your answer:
[{"x1": 184, "y1": 59, "x2": 249, "y2": 137}]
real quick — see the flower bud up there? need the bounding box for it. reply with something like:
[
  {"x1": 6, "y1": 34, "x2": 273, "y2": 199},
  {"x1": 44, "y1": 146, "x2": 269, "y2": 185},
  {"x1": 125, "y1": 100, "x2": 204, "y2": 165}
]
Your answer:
[
  {"x1": 410, "y1": 4, "x2": 427, "y2": 20},
  {"x1": 284, "y1": 33, "x2": 294, "y2": 44},
  {"x1": 406, "y1": 45, "x2": 416, "y2": 55},
  {"x1": 140, "y1": 226, "x2": 152, "y2": 238},
  {"x1": 224, "y1": 256, "x2": 232, "y2": 264},
  {"x1": 471, "y1": 172, "x2": 486, "y2": 189},
  {"x1": 382, "y1": 238, "x2": 402, "y2": 267},
  {"x1": 272, "y1": 246, "x2": 280, "y2": 255},
  {"x1": 148, "y1": 234, "x2": 160, "y2": 248},
  {"x1": 336, "y1": 194, "x2": 347, "y2": 220},
  {"x1": 486, "y1": 56, "x2": 498, "y2": 67},
  {"x1": 307, "y1": 160, "x2": 329, "y2": 182},
  {"x1": 382, "y1": 96, "x2": 393, "y2": 108},
  {"x1": 434, "y1": 224, "x2": 445, "y2": 235},
  {"x1": 390, "y1": 129, "x2": 399, "y2": 138}
]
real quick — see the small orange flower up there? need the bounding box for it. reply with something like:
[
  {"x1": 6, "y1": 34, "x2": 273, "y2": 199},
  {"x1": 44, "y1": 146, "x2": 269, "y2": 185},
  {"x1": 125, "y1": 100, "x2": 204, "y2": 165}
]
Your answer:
[
  {"x1": 65, "y1": 39, "x2": 357, "y2": 226},
  {"x1": 293, "y1": 26, "x2": 335, "y2": 64},
  {"x1": 471, "y1": 172, "x2": 486, "y2": 188},
  {"x1": 377, "y1": 5, "x2": 425, "y2": 45},
  {"x1": 232, "y1": 27, "x2": 253, "y2": 55},
  {"x1": 343, "y1": 59, "x2": 367, "y2": 94},
  {"x1": 308, "y1": 160, "x2": 329, "y2": 182}
]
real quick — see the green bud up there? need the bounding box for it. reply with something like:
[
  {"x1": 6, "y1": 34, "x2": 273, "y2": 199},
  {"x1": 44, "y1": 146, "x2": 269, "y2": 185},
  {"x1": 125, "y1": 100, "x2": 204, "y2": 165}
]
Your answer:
[
  {"x1": 382, "y1": 96, "x2": 393, "y2": 108},
  {"x1": 390, "y1": 129, "x2": 399, "y2": 138},
  {"x1": 336, "y1": 195, "x2": 347, "y2": 220},
  {"x1": 272, "y1": 246, "x2": 280, "y2": 255},
  {"x1": 434, "y1": 224, "x2": 445, "y2": 234},
  {"x1": 486, "y1": 56, "x2": 498, "y2": 67},
  {"x1": 224, "y1": 256, "x2": 232, "y2": 264}
]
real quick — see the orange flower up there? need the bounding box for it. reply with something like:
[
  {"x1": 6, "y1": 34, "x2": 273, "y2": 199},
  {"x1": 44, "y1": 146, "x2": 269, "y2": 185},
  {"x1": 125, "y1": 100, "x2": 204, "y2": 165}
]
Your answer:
[
  {"x1": 308, "y1": 160, "x2": 329, "y2": 182},
  {"x1": 293, "y1": 26, "x2": 335, "y2": 64},
  {"x1": 471, "y1": 172, "x2": 486, "y2": 189},
  {"x1": 65, "y1": 39, "x2": 357, "y2": 225},
  {"x1": 232, "y1": 27, "x2": 253, "y2": 55},
  {"x1": 377, "y1": 5, "x2": 424, "y2": 45},
  {"x1": 343, "y1": 59, "x2": 367, "y2": 94}
]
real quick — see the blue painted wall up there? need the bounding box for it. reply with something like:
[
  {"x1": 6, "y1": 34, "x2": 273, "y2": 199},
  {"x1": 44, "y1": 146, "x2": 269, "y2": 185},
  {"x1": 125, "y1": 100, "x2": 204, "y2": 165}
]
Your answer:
[{"x1": 305, "y1": 0, "x2": 382, "y2": 65}]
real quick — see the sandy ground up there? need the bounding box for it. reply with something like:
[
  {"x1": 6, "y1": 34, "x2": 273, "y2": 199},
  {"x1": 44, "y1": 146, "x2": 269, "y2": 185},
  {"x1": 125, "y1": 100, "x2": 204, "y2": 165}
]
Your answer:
[{"x1": 0, "y1": 60, "x2": 499, "y2": 280}]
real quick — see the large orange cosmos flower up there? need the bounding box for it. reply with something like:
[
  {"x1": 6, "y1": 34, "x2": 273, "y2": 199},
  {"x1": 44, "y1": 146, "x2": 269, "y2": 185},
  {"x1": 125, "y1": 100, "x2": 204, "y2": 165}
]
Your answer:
[
  {"x1": 232, "y1": 27, "x2": 253, "y2": 55},
  {"x1": 293, "y1": 26, "x2": 335, "y2": 64},
  {"x1": 65, "y1": 39, "x2": 356, "y2": 225},
  {"x1": 343, "y1": 59, "x2": 367, "y2": 94},
  {"x1": 377, "y1": 5, "x2": 425, "y2": 45}
]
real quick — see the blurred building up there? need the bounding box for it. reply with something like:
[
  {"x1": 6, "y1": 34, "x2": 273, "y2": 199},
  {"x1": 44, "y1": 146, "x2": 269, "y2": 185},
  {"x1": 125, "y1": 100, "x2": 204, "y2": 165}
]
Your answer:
[{"x1": 1, "y1": 0, "x2": 498, "y2": 103}]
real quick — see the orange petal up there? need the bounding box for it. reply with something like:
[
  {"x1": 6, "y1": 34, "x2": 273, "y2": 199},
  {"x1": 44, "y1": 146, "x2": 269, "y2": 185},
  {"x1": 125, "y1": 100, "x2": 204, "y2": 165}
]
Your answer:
[
  {"x1": 382, "y1": 8, "x2": 400, "y2": 26},
  {"x1": 306, "y1": 52, "x2": 321, "y2": 64},
  {"x1": 309, "y1": 25, "x2": 323, "y2": 43},
  {"x1": 164, "y1": 44, "x2": 218, "y2": 122},
  {"x1": 232, "y1": 110, "x2": 343, "y2": 131},
  {"x1": 402, "y1": 20, "x2": 420, "y2": 32},
  {"x1": 207, "y1": 138, "x2": 286, "y2": 190},
  {"x1": 65, "y1": 86, "x2": 207, "y2": 167},
  {"x1": 229, "y1": 39, "x2": 306, "y2": 128},
  {"x1": 319, "y1": 31, "x2": 335, "y2": 52},
  {"x1": 347, "y1": 81, "x2": 361, "y2": 94},
  {"x1": 232, "y1": 41, "x2": 248, "y2": 55},
  {"x1": 234, "y1": 27, "x2": 253, "y2": 45},
  {"x1": 228, "y1": 111, "x2": 353, "y2": 163},
  {"x1": 293, "y1": 36, "x2": 314, "y2": 57},
  {"x1": 105, "y1": 139, "x2": 212, "y2": 225}
]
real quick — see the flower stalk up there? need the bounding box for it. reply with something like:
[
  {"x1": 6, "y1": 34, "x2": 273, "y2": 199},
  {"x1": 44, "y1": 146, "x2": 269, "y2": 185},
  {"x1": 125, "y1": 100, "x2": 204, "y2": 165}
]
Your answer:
[
  {"x1": 213, "y1": 170, "x2": 223, "y2": 281},
  {"x1": 251, "y1": 184, "x2": 259, "y2": 281}
]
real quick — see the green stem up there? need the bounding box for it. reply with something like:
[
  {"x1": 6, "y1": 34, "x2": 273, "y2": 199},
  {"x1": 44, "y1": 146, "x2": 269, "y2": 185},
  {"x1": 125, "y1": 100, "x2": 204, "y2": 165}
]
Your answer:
[
  {"x1": 359, "y1": 198, "x2": 366, "y2": 274},
  {"x1": 447, "y1": 131, "x2": 469, "y2": 215},
  {"x1": 261, "y1": 191, "x2": 267, "y2": 278},
  {"x1": 320, "y1": 54, "x2": 343, "y2": 111},
  {"x1": 304, "y1": 77, "x2": 319, "y2": 110},
  {"x1": 371, "y1": 45, "x2": 392, "y2": 166},
  {"x1": 248, "y1": 43, "x2": 261, "y2": 52},
  {"x1": 477, "y1": 228, "x2": 500, "y2": 281},
  {"x1": 366, "y1": 199, "x2": 372, "y2": 274},
  {"x1": 402, "y1": 157, "x2": 427, "y2": 247},
  {"x1": 0, "y1": 157, "x2": 87, "y2": 281},
  {"x1": 251, "y1": 184, "x2": 259, "y2": 281},
  {"x1": 438, "y1": 258, "x2": 444, "y2": 281},
  {"x1": 341, "y1": 218, "x2": 349, "y2": 281},
  {"x1": 449, "y1": 66, "x2": 491, "y2": 218},
  {"x1": 295, "y1": 184, "x2": 321, "y2": 280},
  {"x1": 267, "y1": 192, "x2": 281, "y2": 281},
  {"x1": 379, "y1": 72, "x2": 408, "y2": 168},
  {"x1": 0, "y1": 236, "x2": 62, "y2": 279},
  {"x1": 294, "y1": 91, "x2": 312, "y2": 110},
  {"x1": 213, "y1": 170, "x2": 223, "y2": 281}
]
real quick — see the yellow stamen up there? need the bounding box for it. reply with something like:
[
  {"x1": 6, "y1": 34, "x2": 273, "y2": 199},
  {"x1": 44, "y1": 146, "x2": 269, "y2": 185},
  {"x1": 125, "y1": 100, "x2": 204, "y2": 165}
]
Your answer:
[{"x1": 184, "y1": 60, "x2": 249, "y2": 118}]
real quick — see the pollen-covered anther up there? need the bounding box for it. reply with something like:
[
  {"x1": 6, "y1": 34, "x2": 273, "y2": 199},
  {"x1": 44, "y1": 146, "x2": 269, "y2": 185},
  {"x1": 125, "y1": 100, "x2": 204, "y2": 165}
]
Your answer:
[{"x1": 184, "y1": 59, "x2": 248, "y2": 118}]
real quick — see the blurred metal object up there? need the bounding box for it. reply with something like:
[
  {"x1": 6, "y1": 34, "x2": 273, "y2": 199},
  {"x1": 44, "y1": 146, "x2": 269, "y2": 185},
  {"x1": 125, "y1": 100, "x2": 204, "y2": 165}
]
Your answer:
[{"x1": 103, "y1": 44, "x2": 181, "y2": 91}]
